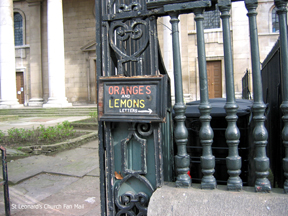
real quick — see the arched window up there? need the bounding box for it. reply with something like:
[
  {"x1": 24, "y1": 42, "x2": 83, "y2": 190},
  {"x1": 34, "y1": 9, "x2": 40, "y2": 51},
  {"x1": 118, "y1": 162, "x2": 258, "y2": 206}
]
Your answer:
[
  {"x1": 203, "y1": 5, "x2": 220, "y2": 29},
  {"x1": 272, "y1": 7, "x2": 279, "y2": 33},
  {"x1": 14, "y1": 12, "x2": 23, "y2": 46}
]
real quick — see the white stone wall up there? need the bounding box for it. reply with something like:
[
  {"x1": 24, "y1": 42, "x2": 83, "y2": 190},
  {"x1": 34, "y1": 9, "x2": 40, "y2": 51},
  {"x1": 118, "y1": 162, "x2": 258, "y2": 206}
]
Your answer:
[
  {"x1": 14, "y1": 0, "x2": 96, "y2": 105},
  {"x1": 62, "y1": 0, "x2": 96, "y2": 104}
]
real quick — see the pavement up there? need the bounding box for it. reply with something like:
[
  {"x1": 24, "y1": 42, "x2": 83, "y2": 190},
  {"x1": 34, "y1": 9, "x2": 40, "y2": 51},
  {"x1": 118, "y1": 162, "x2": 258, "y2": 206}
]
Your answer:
[{"x1": 0, "y1": 116, "x2": 101, "y2": 216}]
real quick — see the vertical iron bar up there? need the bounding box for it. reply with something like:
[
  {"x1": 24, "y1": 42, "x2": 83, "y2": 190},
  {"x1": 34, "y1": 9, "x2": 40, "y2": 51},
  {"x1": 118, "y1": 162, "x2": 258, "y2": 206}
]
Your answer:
[
  {"x1": 245, "y1": 0, "x2": 271, "y2": 192},
  {"x1": 218, "y1": 0, "x2": 242, "y2": 191},
  {"x1": 169, "y1": 13, "x2": 191, "y2": 187},
  {"x1": 1, "y1": 146, "x2": 10, "y2": 216},
  {"x1": 193, "y1": 8, "x2": 216, "y2": 189},
  {"x1": 96, "y1": 1, "x2": 107, "y2": 215},
  {"x1": 274, "y1": 0, "x2": 288, "y2": 194},
  {"x1": 105, "y1": 123, "x2": 115, "y2": 215},
  {"x1": 1, "y1": 147, "x2": 10, "y2": 216}
]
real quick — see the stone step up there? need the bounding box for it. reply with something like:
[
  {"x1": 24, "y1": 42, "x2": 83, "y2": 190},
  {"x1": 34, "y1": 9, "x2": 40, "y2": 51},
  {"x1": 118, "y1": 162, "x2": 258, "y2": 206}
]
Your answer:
[
  {"x1": 0, "y1": 115, "x2": 19, "y2": 121},
  {"x1": 0, "y1": 107, "x2": 97, "y2": 117}
]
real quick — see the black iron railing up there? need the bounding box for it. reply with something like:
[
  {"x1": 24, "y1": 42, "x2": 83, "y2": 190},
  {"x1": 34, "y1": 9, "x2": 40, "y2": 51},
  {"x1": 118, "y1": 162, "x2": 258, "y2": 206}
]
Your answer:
[
  {"x1": 0, "y1": 146, "x2": 10, "y2": 216},
  {"x1": 96, "y1": 0, "x2": 288, "y2": 215}
]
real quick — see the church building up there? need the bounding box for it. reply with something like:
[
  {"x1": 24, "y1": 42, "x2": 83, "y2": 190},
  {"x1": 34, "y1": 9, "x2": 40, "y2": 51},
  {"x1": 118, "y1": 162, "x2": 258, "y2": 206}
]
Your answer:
[{"x1": 0, "y1": 0, "x2": 281, "y2": 107}]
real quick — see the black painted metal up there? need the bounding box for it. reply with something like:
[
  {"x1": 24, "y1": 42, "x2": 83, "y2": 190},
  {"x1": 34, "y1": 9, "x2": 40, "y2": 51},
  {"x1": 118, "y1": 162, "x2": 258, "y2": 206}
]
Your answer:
[
  {"x1": 185, "y1": 99, "x2": 253, "y2": 186},
  {"x1": 96, "y1": 1, "x2": 169, "y2": 215},
  {"x1": 218, "y1": 0, "x2": 242, "y2": 191},
  {"x1": 261, "y1": 39, "x2": 283, "y2": 188},
  {"x1": 96, "y1": 1, "x2": 288, "y2": 214},
  {"x1": 0, "y1": 146, "x2": 11, "y2": 216},
  {"x1": 274, "y1": 0, "x2": 288, "y2": 194},
  {"x1": 245, "y1": 0, "x2": 271, "y2": 192},
  {"x1": 95, "y1": 1, "x2": 106, "y2": 215}
]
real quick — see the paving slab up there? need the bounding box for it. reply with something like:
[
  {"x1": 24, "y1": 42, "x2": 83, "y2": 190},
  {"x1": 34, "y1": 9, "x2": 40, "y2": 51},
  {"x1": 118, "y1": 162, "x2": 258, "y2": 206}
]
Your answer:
[
  {"x1": 43, "y1": 147, "x2": 98, "y2": 177},
  {"x1": 0, "y1": 139, "x2": 100, "y2": 216},
  {"x1": 0, "y1": 174, "x2": 80, "y2": 215},
  {"x1": 6, "y1": 155, "x2": 48, "y2": 184},
  {"x1": 8, "y1": 177, "x2": 100, "y2": 216},
  {"x1": 4, "y1": 140, "x2": 99, "y2": 184},
  {"x1": 86, "y1": 168, "x2": 99, "y2": 177}
]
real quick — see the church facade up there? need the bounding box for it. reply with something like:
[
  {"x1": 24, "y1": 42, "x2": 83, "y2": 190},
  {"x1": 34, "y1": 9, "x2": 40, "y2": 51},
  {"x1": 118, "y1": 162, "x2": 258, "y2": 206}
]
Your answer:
[{"x1": 0, "y1": 0, "x2": 281, "y2": 107}]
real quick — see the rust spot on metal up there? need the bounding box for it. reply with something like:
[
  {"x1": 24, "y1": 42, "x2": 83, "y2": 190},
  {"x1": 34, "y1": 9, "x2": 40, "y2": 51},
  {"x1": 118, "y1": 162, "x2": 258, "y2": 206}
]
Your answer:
[{"x1": 114, "y1": 171, "x2": 123, "y2": 180}]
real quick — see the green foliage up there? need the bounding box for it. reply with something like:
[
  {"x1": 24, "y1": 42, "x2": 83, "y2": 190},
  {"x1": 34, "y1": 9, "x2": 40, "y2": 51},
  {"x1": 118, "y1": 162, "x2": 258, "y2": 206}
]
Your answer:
[
  {"x1": 89, "y1": 112, "x2": 97, "y2": 121},
  {"x1": 0, "y1": 121, "x2": 77, "y2": 146},
  {"x1": 0, "y1": 130, "x2": 5, "y2": 140}
]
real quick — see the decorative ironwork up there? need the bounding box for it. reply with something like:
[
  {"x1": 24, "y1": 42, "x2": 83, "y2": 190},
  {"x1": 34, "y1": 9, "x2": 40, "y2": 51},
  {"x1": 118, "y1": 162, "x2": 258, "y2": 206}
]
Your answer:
[
  {"x1": 114, "y1": 173, "x2": 154, "y2": 216},
  {"x1": 109, "y1": 19, "x2": 149, "y2": 74},
  {"x1": 218, "y1": 0, "x2": 242, "y2": 191},
  {"x1": 245, "y1": 0, "x2": 271, "y2": 192},
  {"x1": 108, "y1": 1, "x2": 142, "y2": 14},
  {"x1": 118, "y1": 2, "x2": 142, "y2": 13},
  {"x1": 97, "y1": 1, "x2": 167, "y2": 216},
  {"x1": 170, "y1": 13, "x2": 191, "y2": 187},
  {"x1": 194, "y1": 8, "x2": 216, "y2": 190},
  {"x1": 274, "y1": 0, "x2": 288, "y2": 194},
  {"x1": 121, "y1": 124, "x2": 148, "y2": 174},
  {"x1": 137, "y1": 123, "x2": 153, "y2": 137}
]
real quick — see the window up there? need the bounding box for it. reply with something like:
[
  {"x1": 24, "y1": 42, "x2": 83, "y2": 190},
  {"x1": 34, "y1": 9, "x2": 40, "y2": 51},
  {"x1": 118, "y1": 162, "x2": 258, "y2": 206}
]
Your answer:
[
  {"x1": 272, "y1": 7, "x2": 279, "y2": 33},
  {"x1": 14, "y1": 12, "x2": 23, "y2": 46},
  {"x1": 203, "y1": 5, "x2": 220, "y2": 30}
]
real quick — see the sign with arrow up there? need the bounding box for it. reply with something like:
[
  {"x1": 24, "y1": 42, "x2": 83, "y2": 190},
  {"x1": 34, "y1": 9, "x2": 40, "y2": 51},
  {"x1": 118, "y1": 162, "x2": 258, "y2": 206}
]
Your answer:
[{"x1": 98, "y1": 75, "x2": 168, "y2": 122}]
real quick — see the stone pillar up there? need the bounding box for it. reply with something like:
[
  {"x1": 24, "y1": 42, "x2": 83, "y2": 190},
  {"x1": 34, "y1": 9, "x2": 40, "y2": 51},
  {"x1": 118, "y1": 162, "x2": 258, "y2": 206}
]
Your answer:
[
  {"x1": 0, "y1": 0, "x2": 20, "y2": 108},
  {"x1": 27, "y1": 0, "x2": 44, "y2": 107},
  {"x1": 44, "y1": 0, "x2": 71, "y2": 107}
]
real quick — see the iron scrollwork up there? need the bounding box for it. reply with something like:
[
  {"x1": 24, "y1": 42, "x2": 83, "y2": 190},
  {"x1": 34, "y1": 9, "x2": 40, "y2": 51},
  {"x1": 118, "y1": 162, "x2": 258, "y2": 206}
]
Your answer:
[
  {"x1": 114, "y1": 173, "x2": 154, "y2": 216},
  {"x1": 137, "y1": 123, "x2": 153, "y2": 137},
  {"x1": 109, "y1": 19, "x2": 148, "y2": 75},
  {"x1": 108, "y1": 1, "x2": 142, "y2": 14},
  {"x1": 118, "y1": 2, "x2": 142, "y2": 13}
]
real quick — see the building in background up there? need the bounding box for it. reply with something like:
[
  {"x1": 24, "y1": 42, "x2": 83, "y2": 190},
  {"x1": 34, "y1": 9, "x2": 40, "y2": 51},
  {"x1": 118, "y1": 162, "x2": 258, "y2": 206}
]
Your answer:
[
  {"x1": 0, "y1": 0, "x2": 281, "y2": 107},
  {"x1": 158, "y1": 0, "x2": 281, "y2": 102}
]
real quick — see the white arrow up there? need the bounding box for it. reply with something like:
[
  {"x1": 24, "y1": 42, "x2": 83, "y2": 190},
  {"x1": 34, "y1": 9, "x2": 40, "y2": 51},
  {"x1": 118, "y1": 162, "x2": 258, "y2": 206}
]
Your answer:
[{"x1": 138, "y1": 109, "x2": 152, "y2": 114}]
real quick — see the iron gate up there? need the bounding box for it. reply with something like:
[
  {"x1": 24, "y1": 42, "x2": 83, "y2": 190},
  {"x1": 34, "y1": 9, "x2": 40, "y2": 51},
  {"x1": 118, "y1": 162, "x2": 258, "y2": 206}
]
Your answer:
[{"x1": 96, "y1": 0, "x2": 288, "y2": 215}]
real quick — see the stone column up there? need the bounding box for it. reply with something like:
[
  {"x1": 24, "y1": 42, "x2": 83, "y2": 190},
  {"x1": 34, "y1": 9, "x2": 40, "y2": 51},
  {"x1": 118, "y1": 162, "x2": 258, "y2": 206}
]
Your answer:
[
  {"x1": 0, "y1": 0, "x2": 20, "y2": 108},
  {"x1": 44, "y1": 0, "x2": 71, "y2": 107},
  {"x1": 27, "y1": 0, "x2": 44, "y2": 107}
]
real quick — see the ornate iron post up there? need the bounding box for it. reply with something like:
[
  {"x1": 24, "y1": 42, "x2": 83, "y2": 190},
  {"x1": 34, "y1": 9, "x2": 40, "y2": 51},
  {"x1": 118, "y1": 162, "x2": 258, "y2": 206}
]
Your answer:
[
  {"x1": 194, "y1": 8, "x2": 216, "y2": 189},
  {"x1": 274, "y1": 0, "x2": 288, "y2": 194},
  {"x1": 245, "y1": 0, "x2": 271, "y2": 192},
  {"x1": 170, "y1": 13, "x2": 191, "y2": 187},
  {"x1": 218, "y1": 0, "x2": 242, "y2": 191}
]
